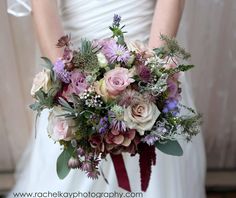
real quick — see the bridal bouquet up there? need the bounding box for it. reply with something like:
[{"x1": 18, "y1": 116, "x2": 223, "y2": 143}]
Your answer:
[{"x1": 30, "y1": 15, "x2": 201, "y2": 192}]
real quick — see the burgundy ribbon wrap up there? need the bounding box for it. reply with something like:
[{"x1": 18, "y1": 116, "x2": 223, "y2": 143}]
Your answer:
[
  {"x1": 110, "y1": 154, "x2": 131, "y2": 192},
  {"x1": 111, "y1": 144, "x2": 156, "y2": 192}
]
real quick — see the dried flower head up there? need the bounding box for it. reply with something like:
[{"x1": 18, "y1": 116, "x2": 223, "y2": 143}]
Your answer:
[
  {"x1": 56, "y1": 35, "x2": 71, "y2": 48},
  {"x1": 118, "y1": 89, "x2": 142, "y2": 107},
  {"x1": 68, "y1": 157, "x2": 80, "y2": 169}
]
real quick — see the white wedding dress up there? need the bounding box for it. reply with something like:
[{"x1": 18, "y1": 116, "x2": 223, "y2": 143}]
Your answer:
[{"x1": 7, "y1": 0, "x2": 206, "y2": 197}]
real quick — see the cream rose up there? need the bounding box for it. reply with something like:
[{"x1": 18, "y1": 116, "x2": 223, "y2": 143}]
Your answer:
[
  {"x1": 124, "y1": 101, "x2": 160, "y2": 135},
  {"x1": 94, "y1": 79, "x2": 110, "y2": 101},
  {"x1": 47, "y1": 106, "x2": 76, "y2": 141},
  {"x1": 31, "y1": 69, "x2": 52, "y2": 96}
]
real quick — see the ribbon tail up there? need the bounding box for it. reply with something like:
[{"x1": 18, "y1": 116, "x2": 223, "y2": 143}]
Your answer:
[
  {"x1": 139, "y1": 143, "x2": 156, "y2": 192},
  {"x1": 110, "y1": 154, "x2": 131, "y2": 192}
]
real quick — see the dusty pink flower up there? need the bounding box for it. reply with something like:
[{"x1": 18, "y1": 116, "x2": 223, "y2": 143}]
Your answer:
[
  {"x1": 104, "y1": 67, "x2": 134, "y2": 97},
  {"x1": 104, "y1": 129, "x2": 140, "y2": 155},
  {"x1": 136, "y1": 64, "x2": 152, "y2": 82},
  {"x1": 68, "y1": 157, "x2": 80, "y2": 169},
  {"x1": 105, "y1": 129, "x2": 136, "y2": 148},
  {"x1": 89, "y1": 134, "x2": 105, "y2": 153},
  {"x1": 62, "y1": 84, "x2": 74, "y2": 102},
  {"x1": 87, "y1": 170, "x2": 100, "y2": 180},
  {"x1": 62, "y1": 70, "x2": 88, "y2": 100},
  {"x1": 63, "y1": 47, "x2": 73, "y2": 63},
  {"x1": 167, "y1": 78, "x2": 181, "y2": 99},
  {"x1": 70, "y1": 70, "x2": 88, "y2": 94},
  {"x1": 81, "y1": 161, "x2": 93, "y2": 172}
]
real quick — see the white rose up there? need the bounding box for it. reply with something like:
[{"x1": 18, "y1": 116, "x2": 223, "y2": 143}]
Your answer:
[
  {"x1": 31, "y1": 69, "x2": 52, "y2": 96},
  {"x1": 97, "y1": 52, "x2": 108, "y2": 68},
  {"x1": 124, "y1": 101, "x2": 160, "y2": 135},
  {"x1": 47, "y1": 106, "x2": 77, "y2": 141}
]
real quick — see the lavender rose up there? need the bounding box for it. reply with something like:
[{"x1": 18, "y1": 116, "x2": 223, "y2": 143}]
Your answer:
[{"x1": 104, "y1": 67, "x2": 134, "y2": 97}]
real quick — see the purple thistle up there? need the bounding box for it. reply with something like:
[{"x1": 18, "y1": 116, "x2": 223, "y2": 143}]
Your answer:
[
  {"x1": 103, "y1": 42, "x2": 130, "y2": 64},
  {"x1": 53, "y1": 59, "x2": 71, "y2": 83},
  {"x1": 113, "y1": 14, "x2": 121, "y2": 26}
]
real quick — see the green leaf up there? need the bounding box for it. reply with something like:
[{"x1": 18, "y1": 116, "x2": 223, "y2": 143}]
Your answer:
[
  {"x1": 29, "y1": 102, "x2": 41, "y2": 111},
  {"x1": 41, "y1": 57, "x2": 53, "y2": 70},
  {"x1": 178, "y1": 64, "x2": 195, "y2": 72},
  {"x1": 56, "y1": 145, "x2": 74, "y2": 179},
  {"x1": 155, "y1": 139, "x2": 183, "y2": 156}
]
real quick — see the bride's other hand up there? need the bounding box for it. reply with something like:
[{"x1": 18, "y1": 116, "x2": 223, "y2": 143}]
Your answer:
[
  {"x1": 32, "y1": 0, "x2": 64, "y2": 63},
  {"x1": 148, "y1": 0, "x2": 185, "y2": 48}
]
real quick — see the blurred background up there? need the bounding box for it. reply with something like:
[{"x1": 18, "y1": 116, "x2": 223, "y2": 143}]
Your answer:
[{"x1": 0, "y1": 0, "x2": 236, "y2": 197}]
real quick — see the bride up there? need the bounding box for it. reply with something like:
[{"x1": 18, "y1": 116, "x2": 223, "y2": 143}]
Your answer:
[{"x1": 7, "y1": 0, "x2": 206, "y2": 197}]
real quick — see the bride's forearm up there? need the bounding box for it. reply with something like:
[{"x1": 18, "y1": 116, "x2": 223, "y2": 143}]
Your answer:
[
  {"x1": 31, "y1": 0, "x2": 64, "y2": 63},
  {"x1": 149, "y1": 0, "x2": 185, "y2": 48}
]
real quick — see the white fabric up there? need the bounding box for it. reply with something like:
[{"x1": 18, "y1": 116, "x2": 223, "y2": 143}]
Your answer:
[
  {"x1": 7, "y1": 0, "x2": 206, "y2": 197},
  {"x1": 7, "y1": 0, "x2": 31, "y2": 17}
]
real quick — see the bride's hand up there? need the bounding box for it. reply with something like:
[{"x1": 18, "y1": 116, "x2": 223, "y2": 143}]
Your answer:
[
  {"x1": 148, "y1": 0, "x2": 185, "y2": 48},
  {"x1": 32, "y1": 0, "x2": 64, "y2": 63}
]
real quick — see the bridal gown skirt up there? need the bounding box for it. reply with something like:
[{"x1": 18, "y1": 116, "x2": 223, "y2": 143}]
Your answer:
[{"x1": 7, "y1": 0, "x2": 206, "y2": 197}]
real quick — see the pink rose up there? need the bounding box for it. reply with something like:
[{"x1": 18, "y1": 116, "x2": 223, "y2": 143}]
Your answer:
[
  {"x1": 104, "y1": 67, "x2": 134, "y2": 96},
  {"x1": 48, "y1": 107, "x2": 76, "y2": 141}
]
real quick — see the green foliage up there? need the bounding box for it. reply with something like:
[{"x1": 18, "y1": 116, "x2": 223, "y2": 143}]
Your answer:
[
  {"x1": 56, "y1": 144, "x2": 74, "y2": 179},
  {"x1": 41, "y1": 57, "x2": 53, "y2": 70},
  {"x1": 179, "y1": 114, "x2": 202, "y2": 141},
  {"x1": 29, "y1": 90, "x2": 54, "y2": 112},
  {"x1": 109, "y1": 22, "x2": 126, "y2": 45},
  {"x1": 160, "y1": 64, "x2": 195, "y2": 76},
  {"x1": 155, "y1": 139, "x2": 183, "y2": 156},
  {"x1": 29, "y1": 82, "x2": 61, "y2": 113},
  {"x1": 154, "y1": 34, "x2": 191, "y2": 60},
  {"x1": 30, "y1": 57, "x2": 61, "y2": 113}
]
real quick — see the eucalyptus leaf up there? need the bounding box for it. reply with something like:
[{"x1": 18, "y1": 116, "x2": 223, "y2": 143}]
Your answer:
[
  {"x1": 155, "y1": 139, "x2": 183, "y2": 156},
  {"x1": 41, "y1": 57, "x2": 53, "y2": 70},
  {"x1": 59, "y1": 97, "x2": 73, "y2": 109},
  {"x1": 56, "y1": 145, "x2": 74, "y2": 179}
]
